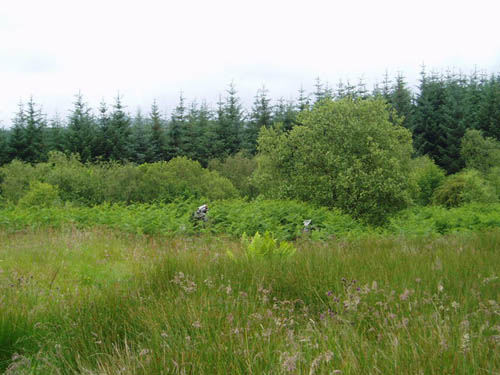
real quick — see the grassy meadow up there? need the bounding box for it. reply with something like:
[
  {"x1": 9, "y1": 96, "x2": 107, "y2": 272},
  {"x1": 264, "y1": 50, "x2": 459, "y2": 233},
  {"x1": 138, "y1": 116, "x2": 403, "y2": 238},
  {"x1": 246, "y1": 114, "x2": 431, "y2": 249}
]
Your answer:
[{"x1": 1, "y1": 220, "x2": 499, "y2": 374}]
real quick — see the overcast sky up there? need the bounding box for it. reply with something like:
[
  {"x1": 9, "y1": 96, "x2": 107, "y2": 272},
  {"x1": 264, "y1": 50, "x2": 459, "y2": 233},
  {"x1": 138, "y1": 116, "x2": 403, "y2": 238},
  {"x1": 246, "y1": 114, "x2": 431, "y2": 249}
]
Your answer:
[{"x1": 1, "y1": 0, "x2": 499, "y2": 127}]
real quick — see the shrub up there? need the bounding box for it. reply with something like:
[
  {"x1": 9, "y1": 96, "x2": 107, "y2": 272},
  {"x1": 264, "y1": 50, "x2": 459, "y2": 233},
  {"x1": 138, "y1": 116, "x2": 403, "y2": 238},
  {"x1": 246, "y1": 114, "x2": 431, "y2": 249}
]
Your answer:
[
  {"x1": 432, "y1": 169, "x2": 497, "y2": 208},
  {"x1": 0, "y1": 160, "x2": 38, "y2": 203},
  {"x1": 17, "y1": 181, "x2": 61, "y2": 208},
  {"x1": 461, "y1": 129, "x2": 500, "y2": 173},
  {"x1": 408, "y1": 156, "x2": 446, "y2": 206},
  {"x1": 208, "y1": 152, "x2": 258, "y2": 198}
]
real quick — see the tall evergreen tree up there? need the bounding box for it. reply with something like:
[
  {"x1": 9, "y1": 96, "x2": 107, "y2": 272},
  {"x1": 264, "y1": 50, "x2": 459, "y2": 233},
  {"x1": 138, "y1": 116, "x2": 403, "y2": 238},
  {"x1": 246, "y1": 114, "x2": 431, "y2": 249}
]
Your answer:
[
  {"x1": 95, "y1": 100, "x2": 112, "y2": 160},
  {"x1": 243, "y1": 86, "x2": 272, "y2": 154},
  {"x1": 46, "y1": 112, "x2": 66, "y2": 153},
  {"x1": 66, "y1": 93, "x2": 96, "y2": 162},
  {"x1": 9, "y1": 97, "x2": 47, "y2": 163},
  {"x1": 273, "y1": 97, "x2": 297, "y2": 132},
  {"x1": 108, "y1": 95, "x2": 132, "y2": 161},
  {"x1": 165, "y1": 92, "x2": 186, "y2": 160},
  {"x1": 389, "y1": 73, "x2": 414, "y2": 129},
  {"x1": 149, "y1": 99, "x2": 166, "y2": 162},
  {"x1": 130, "y1": 108, "x2": 151, "y2": 164},
  {"x1": 477, "y1": 74, "x2": 500, "y2": 141},
  {"x1": 0, "y1": 128, "x2": 10, "y2": 165},
  {"x1": 224, "y1": 82, "x2": 244, "y2": 154},
  {"x1": 297, "y1": 85, "x2": 311, "y2": 113}
]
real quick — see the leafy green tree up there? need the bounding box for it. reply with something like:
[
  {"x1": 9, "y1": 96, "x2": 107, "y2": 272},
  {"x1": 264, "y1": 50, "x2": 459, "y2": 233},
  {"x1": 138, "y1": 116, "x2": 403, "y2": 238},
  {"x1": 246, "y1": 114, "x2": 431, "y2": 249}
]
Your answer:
[
  {"x1": 66, "y1": 93, "x2": 97, "y2": 162},
  {"x1": 254, "y1": 98, "x2": 414, "y2": 224}
]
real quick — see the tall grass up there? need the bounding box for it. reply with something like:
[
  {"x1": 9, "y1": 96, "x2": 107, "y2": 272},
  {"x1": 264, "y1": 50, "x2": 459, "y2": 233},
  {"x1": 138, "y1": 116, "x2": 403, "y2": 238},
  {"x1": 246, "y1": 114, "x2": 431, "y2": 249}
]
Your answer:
[{"x1": 1, "y1": 228, "x2": 499, "y2": 374}]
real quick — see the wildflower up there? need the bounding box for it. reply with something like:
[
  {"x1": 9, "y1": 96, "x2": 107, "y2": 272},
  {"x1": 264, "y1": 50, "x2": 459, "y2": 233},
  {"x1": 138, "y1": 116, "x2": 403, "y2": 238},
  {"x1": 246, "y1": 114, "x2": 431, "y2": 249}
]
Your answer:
[
  {"x1": 192, "y1": 321, "x2": 202, "y2": 329},
  {"x1": 438, "y1": 284, "x2": 444, "y2": 292},
  {"x1": 281, "y1": 352, "x2": 299, "y2": 373},
  {"x1": 451, "y1": 301, "x2": 459, "y2": 310},
  {"x1": 399, "y1": 289, "x2": 410, "y2": 301},
  {"x1": 327, "y1": 290, "x2": 333, "y2": 297},
  {"x1": 461, "y1": 332, "x2": 471, "y2": 354}
]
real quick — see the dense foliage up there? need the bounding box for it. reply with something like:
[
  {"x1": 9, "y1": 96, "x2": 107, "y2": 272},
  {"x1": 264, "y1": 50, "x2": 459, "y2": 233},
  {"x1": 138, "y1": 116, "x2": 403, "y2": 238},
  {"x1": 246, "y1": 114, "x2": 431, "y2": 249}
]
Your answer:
[{"x1": 254, "y1": 98, "x2": 413, "y2": 223}]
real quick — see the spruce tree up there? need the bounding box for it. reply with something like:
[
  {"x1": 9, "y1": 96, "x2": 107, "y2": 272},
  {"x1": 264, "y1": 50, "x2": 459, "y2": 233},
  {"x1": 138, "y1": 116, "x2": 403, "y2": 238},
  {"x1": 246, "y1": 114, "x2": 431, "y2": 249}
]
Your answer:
[
  {"x1": 224, "y1": 82, "x2": 244, "y2": 154},
  {"x1": 10, "y1": 97, "x2": 47, "y2": 163},
  {"x1": 165, "y1": 92, "x2": 186, "y2": 160},
  {"x1": 46, "y1": 112, "x2": 66, "y2": 153},
  {"x1": 297, "y1": 85, "x2": 311, "y2": 113},
  {"x1": 149, "y1": 99, "x2": 166, "y2": 162},
  {"x1": 130, "y1": 108, "x2": 151, "y2": 164},
  {"x1": 95, "y1": 100, "x2": 111, "y2": 160},
  {"x1": 108, "y1": 95, "x2": 132, "y2": 161},
  {"x1": 0, "y1": 128, "x2": 10, "y2": 165},
  {"x1": 243, "y1": 86, "x2": 272, "y2": 154},
  {"x1": 389, "y1": 73, "x2": 414, "y2": 129},
  {"x1": 477, "y1": 74, "x2": 500, "y2": 141},
  {"x1": 66, "y1": 92, "x2": 96, "y2": 162}
]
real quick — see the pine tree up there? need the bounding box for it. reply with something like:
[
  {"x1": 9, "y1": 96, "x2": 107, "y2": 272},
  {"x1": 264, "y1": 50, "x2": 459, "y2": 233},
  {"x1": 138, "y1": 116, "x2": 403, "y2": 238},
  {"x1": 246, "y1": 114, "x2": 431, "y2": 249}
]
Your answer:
[
  {"x1": 477, "y1": 74, "x2": 500, "y2": 141},
  {"x1": 224, "y1": 82, "x2": 244, "y2": 154},
  {"x1": 66, "y1": 92, "x2": 96, "y2": 162},
  {"x1": 165, "y1": 92, "x2": 186, "y2": 160},
  {"x1": 130, "y1": 108, "x2": 151, "y2": 164},
  {"x1": 8, "y1": 102, "x2": 27, "y2": 161},
  {"x1": 46, "y1": 112, "x2": 66, "y2": 153},
  {"x1": 297, "y1": 85, "x2": 311, "y2": 113},
  {"x1": 95, "y1": 100, "x2": 112, "y2": 160},
  {"x1": 243, "y1": 86, "x2": 272, "y2": 154},
  {"x1": 108, "y1": 94, "x2": 132, "y2": 161},
  {"x1": 9, "y1": 97, "x2": 47, "y2": 163},
  {"x1": 389, "y1": 73, "x2": 414, "y2": 129},
  {"x1": 273, "y1": 97, "x2": 297, "y2": 132},
  {"x1": 0, "y1": 128, "x2": 10, "y2": 165},
  {"x1": 149, "y1": 99, "x2": 166, "y2": 162}
]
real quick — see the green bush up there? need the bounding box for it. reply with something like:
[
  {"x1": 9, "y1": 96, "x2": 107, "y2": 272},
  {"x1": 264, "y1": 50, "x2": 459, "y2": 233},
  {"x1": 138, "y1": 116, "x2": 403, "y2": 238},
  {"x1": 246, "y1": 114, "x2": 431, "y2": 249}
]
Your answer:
[
  {"x1": 461, "y1": 129, "x2": 500, "y2": 173},
  {"x1": 408, "y1": 156, "x2": 446, "y2": 206},
  {"x1": 0, "y1": 160, "x2": 38, "y2": 203},
  {"x1": 208, "y1": 152, "x2": 258, "y2": 198},
  {"x1": 0, "y1": 154, "x2": 239, "y2": 205},
  {"x1": 432, "y1": 169, "x2": 497, "y2": 208},
  {"x1": 17, "y1": 181, "x2": 61, "y2": 208}
]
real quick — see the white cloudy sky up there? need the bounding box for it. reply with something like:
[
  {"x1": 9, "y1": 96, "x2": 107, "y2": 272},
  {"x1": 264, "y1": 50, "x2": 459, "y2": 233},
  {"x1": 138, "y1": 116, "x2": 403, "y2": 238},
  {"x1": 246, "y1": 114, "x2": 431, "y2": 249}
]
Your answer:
[{"x1": 1, "y1": 0, "x2": 499, "y2": 127}]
